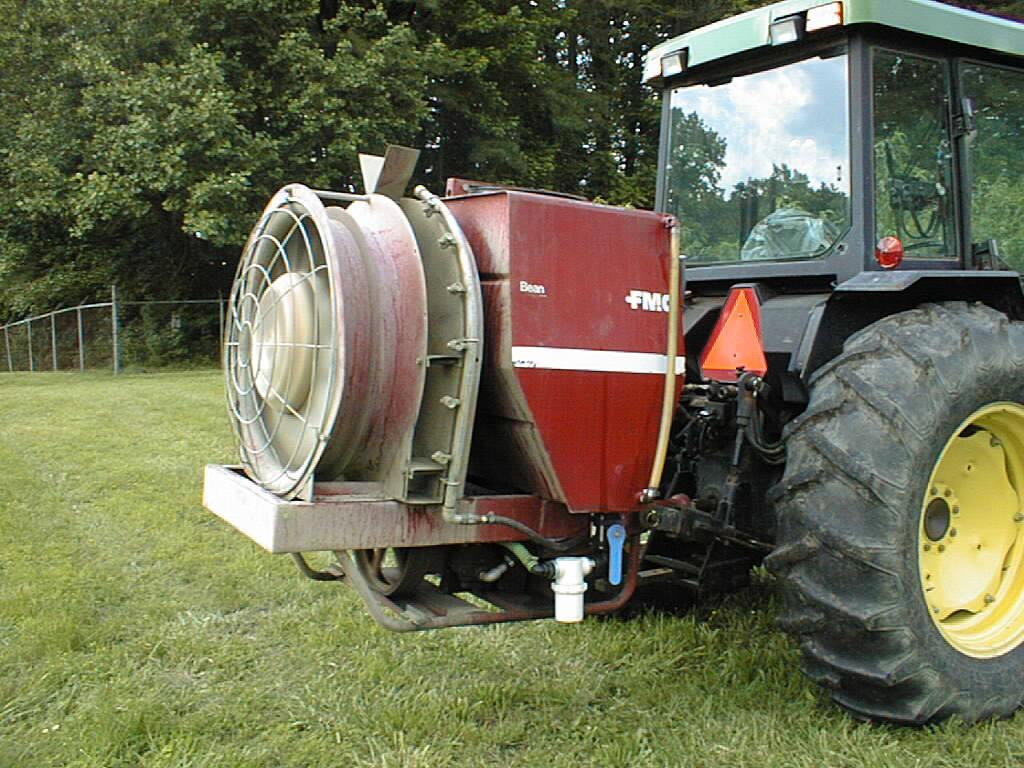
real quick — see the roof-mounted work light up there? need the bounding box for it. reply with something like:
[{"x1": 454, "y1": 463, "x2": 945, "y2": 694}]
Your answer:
[
  {"x1": 643, "y1": 55, "x2": 662, "y2": 82},
  {"x1": 771, "y1": 2, "x2": 843, "y2": 45},
  {"x1": 806, "y1": 2, "x2": 844, "y2": 32},
  {"x1": 661, "y1": 50, "x2": 688, "y2": 78},
  {"x1": 770, "y1": 14, "x2": 806, "y2": 45}
]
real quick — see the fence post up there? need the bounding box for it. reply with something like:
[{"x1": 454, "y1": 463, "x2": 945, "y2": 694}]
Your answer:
[
  {"x1": 77, "y1": 307, "x2": 85, "y2": 371},
  {"x1": 218, "y1": 291, "x2": 225, "y2": 347},
  {"x1": 3, "y1": 325, "x2": 11, "y2": 372},
  {"x1": 111, "y1": 285, "x2": 120, "y2": 375},
  {"x1": 51, "y1": 312, "x2": 58, "y2": 371},
  {"x1": 27, "y1": 321, "x2": 34, "y2": 372}
]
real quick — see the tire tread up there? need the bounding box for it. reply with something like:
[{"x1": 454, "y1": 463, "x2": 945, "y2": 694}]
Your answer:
[{"x1": 768, "y1": 302, "x2": 1024, "y2": 724}]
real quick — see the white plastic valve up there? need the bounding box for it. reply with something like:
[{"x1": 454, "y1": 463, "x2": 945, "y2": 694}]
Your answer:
[{"x1": 551, "y1": 557, "x2": 594, "y2": 623}]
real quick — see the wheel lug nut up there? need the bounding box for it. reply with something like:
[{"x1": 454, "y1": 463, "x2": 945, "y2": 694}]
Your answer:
[
  {"x1": 1015, "y1": 513, "x2": 1024, "y2": 523},
  {"x1": 985, "y1": 594, "x2": 996, "y2": 604},
  {"x1": 931, "y1": 486, "x2": 939, "y2": 496},
  {"x1": 923, "y1": 543, "x2": 932, "y2": 552},
  {"x1": 953, "y1": 506, "x2": 960, "y2": 515},
  {"x1": 938, "y1": 544, "x2": 946, "y2": 552},
  {"x1": 944, "y1": 488, "x2": 952, "y2": 497},
  {"x1": 950, "y1": 528, "x2": 957, "y2": 537}
]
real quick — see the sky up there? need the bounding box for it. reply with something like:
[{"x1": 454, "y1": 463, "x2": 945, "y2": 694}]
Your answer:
[{"x1": 671, "y1": 54, "x2": 849, "y2": 195}]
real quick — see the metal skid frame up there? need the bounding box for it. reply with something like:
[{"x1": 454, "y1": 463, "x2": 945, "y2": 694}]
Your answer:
[
  {"x1": 204, "y1": 464, "x2": 639, "y2": 629},
  {"x1": 336, "y1": 544, "x2": 640, "y2": 632}
]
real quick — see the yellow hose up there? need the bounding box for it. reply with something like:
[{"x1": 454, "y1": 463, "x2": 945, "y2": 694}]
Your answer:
[{"x1": 644, "y1": 222, "x2": 681, "y2": 502}]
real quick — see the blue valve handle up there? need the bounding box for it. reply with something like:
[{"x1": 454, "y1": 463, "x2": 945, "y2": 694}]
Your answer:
[{"x1": 607, "y1": 523, "x2": 626, "y2": 586}]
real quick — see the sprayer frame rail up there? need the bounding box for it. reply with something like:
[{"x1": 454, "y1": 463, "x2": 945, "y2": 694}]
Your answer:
[
  {"x1": 203, "y1": 464, "x2": 588, "y2": 553},
  {"x1": 335, "y1": 542, "x2": 641, "y2": 632}
]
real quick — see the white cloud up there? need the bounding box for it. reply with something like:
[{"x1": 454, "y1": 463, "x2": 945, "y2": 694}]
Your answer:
[{"x1": 673, "y1": 57, "x2": 848, "y2": 195}]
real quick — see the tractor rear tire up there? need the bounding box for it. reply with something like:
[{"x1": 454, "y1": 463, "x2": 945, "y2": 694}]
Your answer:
[{"x1": 767, "y1": 302, "x2": 1024, "y2": 724}]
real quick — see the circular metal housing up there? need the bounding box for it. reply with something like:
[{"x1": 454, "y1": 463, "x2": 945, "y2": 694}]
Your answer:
[{"x1": 225, "y1": 184, "x2": 427, "y2": 498}]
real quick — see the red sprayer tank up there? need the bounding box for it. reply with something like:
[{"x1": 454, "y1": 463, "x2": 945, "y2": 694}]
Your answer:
[{"x1": 446, "y1": 191, "x2": 682, "y2": 512}]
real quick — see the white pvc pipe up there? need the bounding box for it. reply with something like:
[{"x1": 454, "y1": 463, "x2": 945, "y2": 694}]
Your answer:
[{"x1": 551, "y1": 557, "x2": 594, "y2": 623}]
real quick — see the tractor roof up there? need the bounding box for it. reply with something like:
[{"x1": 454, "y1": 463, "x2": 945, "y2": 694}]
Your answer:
[{"x1": 643, "y1": 0, "x2": 1024, "y2": 83}]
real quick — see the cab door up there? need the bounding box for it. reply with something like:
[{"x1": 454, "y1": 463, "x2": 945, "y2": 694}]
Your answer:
[
  {"x1": 870, "y1": 48, "x2": 959, "y2": 269},
  {"x1": 957, "y1": 60, "x2": 1024, "y2": 272}
]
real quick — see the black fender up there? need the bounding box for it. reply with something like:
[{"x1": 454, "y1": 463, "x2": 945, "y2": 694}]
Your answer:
[
  {"x1": 798, "y1": 270, "x2": 1024, "y2": 378},
  {"x1": 684, "y1": 270, "x2": 1024, "y2": 406}
]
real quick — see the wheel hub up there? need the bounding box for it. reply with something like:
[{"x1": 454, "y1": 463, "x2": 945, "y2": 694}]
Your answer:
[
  {"x1": 919, "y1": 403, "x2": 1024, "y2": 658},
  {"x1": 923, "y1": 495, "x2": 951, "y2": 541}
]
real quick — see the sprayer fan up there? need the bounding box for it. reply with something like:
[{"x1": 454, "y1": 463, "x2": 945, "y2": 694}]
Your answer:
[{"x1": 225, "y1": 182, "x2": 427, "y2": 499}]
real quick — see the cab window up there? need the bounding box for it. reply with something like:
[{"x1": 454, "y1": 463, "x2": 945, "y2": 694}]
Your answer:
[
  {"x1": 961, "y1": 62, "x2": 1024, "y2": 271},
  {"x1": 873, "y1": 50, "x2": 955, "y2": 259}
]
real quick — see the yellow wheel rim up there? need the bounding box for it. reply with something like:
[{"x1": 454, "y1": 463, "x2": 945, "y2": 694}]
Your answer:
[{"x1": 920, "y1": 402, "x2": 1024, "y2": 658}]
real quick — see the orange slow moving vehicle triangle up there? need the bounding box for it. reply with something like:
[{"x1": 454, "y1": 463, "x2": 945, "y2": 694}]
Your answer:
[{"x1": 699, "y1": 288, "x2": 768, "y2": 382}]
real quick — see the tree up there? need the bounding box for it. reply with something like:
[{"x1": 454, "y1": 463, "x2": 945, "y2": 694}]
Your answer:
[
  {"x1": 0, "y1": 0, "x2": 1015, "y2": 318},
  {"x1": 553, "y1": 0, "x2": 748, "y2": 206},
  {"x1": 0, "y1": 0, "x2": 434, "y2": 316}
]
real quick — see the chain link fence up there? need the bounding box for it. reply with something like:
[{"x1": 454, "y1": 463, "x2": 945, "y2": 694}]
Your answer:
[{"x1": 1, "y1": 288, "x2": 225, "y2": 373}]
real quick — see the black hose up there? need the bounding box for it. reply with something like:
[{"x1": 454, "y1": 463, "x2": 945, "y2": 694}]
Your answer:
[
  {"x1": 751, "y1": 407, "x2": 784, "y2": 450},
  {"x1": 480, "y1": 514, "x2": 590, "y2": 552},
  {"x1": 746, "y1": 410, "x2": 786, "y2": 464}
]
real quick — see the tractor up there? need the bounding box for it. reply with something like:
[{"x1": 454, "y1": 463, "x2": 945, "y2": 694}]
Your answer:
[{"x1": 203, "y1": 0, "x2": 1024, "y2": 724}]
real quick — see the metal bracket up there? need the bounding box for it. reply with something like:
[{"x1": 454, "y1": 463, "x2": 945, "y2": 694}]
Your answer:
[
  {"x1": 643, "y1": 501, "x2": 772, "y2": 553},
  {"x1": 952, "y1": 97, "x2": 977, "y2": 139},
  {"x1": 358, "y1": 145, "x2": 421, "y2": 199}
]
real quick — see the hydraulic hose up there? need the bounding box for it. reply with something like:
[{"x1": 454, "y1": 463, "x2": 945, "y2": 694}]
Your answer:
[
  {"x1": 642, "y1": 220, "x2": 682, "y2": 502},
  {"x1": 480, "y1": 514, "x2": 589, "y2": 552}
]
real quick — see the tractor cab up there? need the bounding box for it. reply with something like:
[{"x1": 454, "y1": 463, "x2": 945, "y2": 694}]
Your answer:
[
  {"x1": 636, "y1": 0, "x2": 1024, "y2": 725},
  {"x1": 646, "y1": 0, "x2": 1024, "y2": 319},
  {"x1": 642, "y1": 0, "x2": 1024, "y2": 434}
]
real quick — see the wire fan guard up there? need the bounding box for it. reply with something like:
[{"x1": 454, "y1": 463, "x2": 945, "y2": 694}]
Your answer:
[{"x1": 224, "y1": 184, "x2": 428, "y2": 499}]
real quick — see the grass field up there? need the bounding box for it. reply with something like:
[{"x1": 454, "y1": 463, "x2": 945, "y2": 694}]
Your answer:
[{"x1": 2, "y1": 371, "x2": 1023, "y2": 767}]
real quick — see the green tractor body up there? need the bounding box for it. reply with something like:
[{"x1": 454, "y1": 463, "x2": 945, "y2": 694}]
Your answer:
[{"x1": 646, "y1": 0, "x2": 1024, "y2": 723}]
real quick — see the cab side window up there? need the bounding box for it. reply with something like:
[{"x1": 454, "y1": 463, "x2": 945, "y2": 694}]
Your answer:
[
  {"x1": 873, "y1": 50, "x2": 955, "y2": 259},
  {"x1": 961, "y1": 63, "x2": 1024, "y2": 271}
]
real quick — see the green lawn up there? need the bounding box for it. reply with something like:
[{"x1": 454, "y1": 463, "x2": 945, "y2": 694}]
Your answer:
[{"x1": 1, "y1": 371, "x2": 1023, "y2": 767}]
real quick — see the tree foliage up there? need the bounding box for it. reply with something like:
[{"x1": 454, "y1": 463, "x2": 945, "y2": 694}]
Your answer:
[
  {"x1": 0, "y1": 0, "x2": 1016, "y2": 317},
  {"x1": 0, "y1": 0, "x2": 440, "y2": 314}
]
